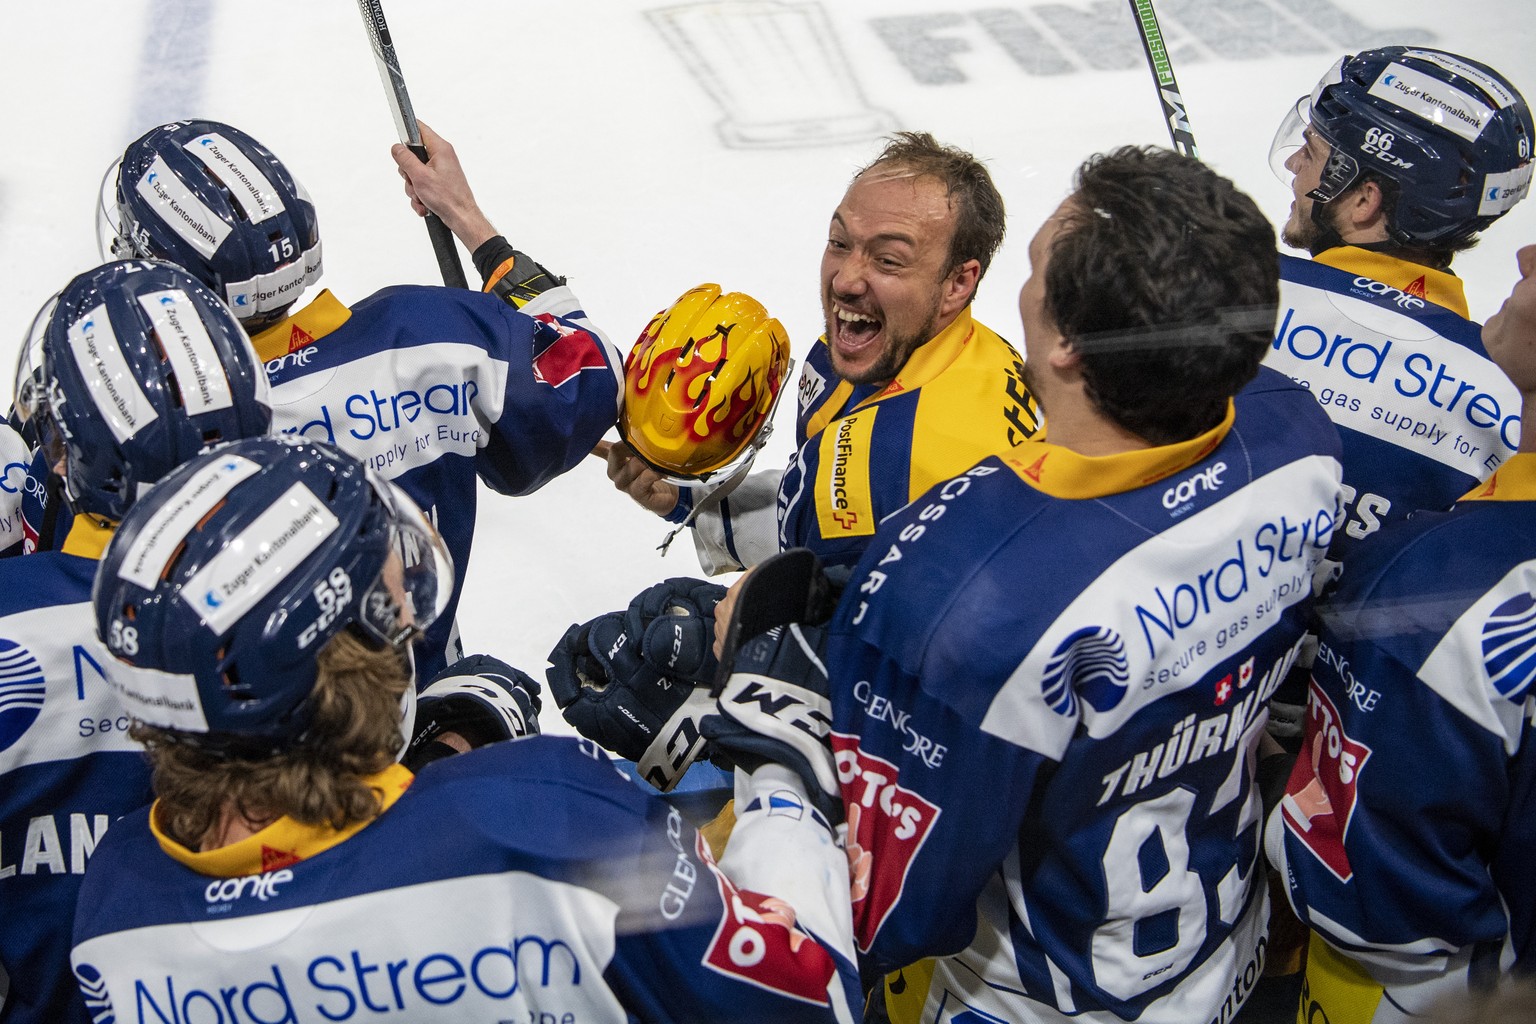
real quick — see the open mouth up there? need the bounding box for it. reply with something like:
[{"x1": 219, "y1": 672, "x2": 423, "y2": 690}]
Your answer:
[{"x1": 831, "y1": 304, "x2": 883, "y2": 354}]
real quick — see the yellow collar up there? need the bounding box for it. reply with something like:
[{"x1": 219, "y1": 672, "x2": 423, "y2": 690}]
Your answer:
[
  {"x1": 1463, "y1": 453, "x2": 1536, "y2": 502},
  {"x1": 250, "y1": 290, "x2": 352, "y2": 364},
  {"x1": 152, "y1": 763, "x2": 414, "y2": 876},
  {"x1": 1000, "y1": 402, "x2": 1234, "y2": 499},
  {"x1": 60, "y1": 516, "x2": 116, "y2": 560},
  {"x1": 804, "y1": 309, "x2": 978, "y2": 439},
  {"x1": 1313, "y1": 246, "x2": 1468, "y2": 319}
]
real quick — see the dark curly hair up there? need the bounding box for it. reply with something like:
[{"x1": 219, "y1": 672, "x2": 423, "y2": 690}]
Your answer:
[{"x1": 1045, "y1": 146, "x2": 1279, "y2": 445}]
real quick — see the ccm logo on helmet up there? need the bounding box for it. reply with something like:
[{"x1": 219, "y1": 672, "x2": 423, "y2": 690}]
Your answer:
[
  {"x1": 205, "y1": 868, "x2": 293, "y2": 904},
  {"x1": 1163, "y1": 462, "x2": 1228, "y2": 509}
]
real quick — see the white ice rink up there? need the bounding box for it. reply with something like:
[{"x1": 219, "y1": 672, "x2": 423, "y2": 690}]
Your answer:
[{"x1": 3, "y1": 0, "x2": 1533, "y2": 732}]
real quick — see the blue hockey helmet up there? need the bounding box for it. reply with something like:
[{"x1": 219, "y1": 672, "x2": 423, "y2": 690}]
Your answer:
[
  {"x1": 15, "y1": 259, "x2": 272, "y2": 524},
  {"x1": 100, "y1": 120, "x2": 322, "y2": 328},
  {"x1": 92, "y1": 436, "x2": 453, "y2": 757},
  {"x1": 1272, "y1": 47, "x2": 1534, "y2": 247}
]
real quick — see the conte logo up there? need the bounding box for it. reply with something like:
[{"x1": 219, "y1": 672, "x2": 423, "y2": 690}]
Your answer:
[
  {"x1": 1041, "y1": 626, "x2": 1130, "y2": 716},
  {"x1": 205, "y1": 868, "x2": 293, "y2": 904},
  {"x1": 1161, "y1": 461, "x2": 1227, "y2": 510},
  {"x1": 0, "y1": 637, "x2": 47, "y2": 755},
  {"x1": 1481, "y1": 591, "x2": 1536, "y2": 700}
]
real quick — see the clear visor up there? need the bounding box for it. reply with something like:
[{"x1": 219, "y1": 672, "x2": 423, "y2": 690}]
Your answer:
[
  {"x1": 95, "y1": 158, "x2": 141, "y2": 262},
  {"x1": 14, "y1": 294, "x2": 59, "y2": 450},
  {"x1": 650, "y1": 355, "x2": 796, "y2": 489},
  {"x1": 1269, "y1": 96, "x2": 1311, "y2": 189},
  {"x1": 357, "y1": 473, "x2": 455, "y2": 648}
]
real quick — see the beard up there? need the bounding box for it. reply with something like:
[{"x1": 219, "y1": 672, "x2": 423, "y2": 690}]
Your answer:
[{"x1": 824, "y1": 295, "x2": 943, "y2": 387}]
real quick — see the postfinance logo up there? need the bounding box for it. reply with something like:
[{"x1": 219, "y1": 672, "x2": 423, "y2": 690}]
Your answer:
[{"x1": 0, "y1": 637, "x2": 46, "y2": 754}]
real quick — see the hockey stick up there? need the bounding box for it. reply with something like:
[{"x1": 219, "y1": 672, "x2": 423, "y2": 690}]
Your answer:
[
  {"x1": 711, "y1": 548, "x2": 836, "y2": 697},
  {"x1": 355, "y1": 0, "x2": 469, "y2": 288},
  {"x1": 1126, "y1": 0, "x2": 1199, "y2": 158}
]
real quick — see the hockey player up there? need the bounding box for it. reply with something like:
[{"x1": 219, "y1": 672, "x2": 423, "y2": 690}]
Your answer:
[
  {"x1": 0, "y1": 259, "x2": 272, "y2": 1024},
  {"x1": 101, "y1": 119, "x2": 622, "y2": 681},
  {"x1": 71, "y1": 435, "x2": 863, "y2": 1023},
  {"x1": 1266, "y1": 47, "x2": 1532, "y2": 562},
  {"x1": 547, "y1": 147, "x2": 1346, "y2": 1023},
  {"x1": 592, "y1": 131, "x2": 1041, "y2": 573},
  {"x1": 1266, "y1": 242, "x2": 1536, "y2": 1022}
]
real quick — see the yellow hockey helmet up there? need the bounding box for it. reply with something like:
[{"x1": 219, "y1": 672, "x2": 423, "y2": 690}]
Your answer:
[{"x1": 620, "y1": 284, "x2": 791, "y2": 481}]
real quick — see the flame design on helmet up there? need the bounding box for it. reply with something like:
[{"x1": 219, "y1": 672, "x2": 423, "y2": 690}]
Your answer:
[{"x1": 621, "y1": 284, "x2": 790, "y2": 479}]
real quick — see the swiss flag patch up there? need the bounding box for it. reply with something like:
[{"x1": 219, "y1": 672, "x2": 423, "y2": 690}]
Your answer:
[
  {"x1": 530, "y1": 313, "x2": 608, "y2": 387},
  {"x1": 1280, "y1": 681, "x2": 1372, "y2": 882}
]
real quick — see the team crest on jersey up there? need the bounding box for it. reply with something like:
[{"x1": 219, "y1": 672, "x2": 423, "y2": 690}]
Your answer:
[
  {"x1": 530, "y1": 314, "x2": 608, "y2": 387},
  {"x1": 798, "y1": 361, "x2": 827, "y2": 415},
  {"x1": 1280, "y1": 681, "x2": 1373, "y2": 882},
  {"x1": 699, "y1": 833, "x2": 838, "y2": 1004},
  {"x1": 0, "y1": 638, "x2": 47, "y2": 754},
  {"x1": 1481, "y1": 591, "x2": 1536, "y2": 700},
  {"x1": 833, "y1": 733, "x2": 941, "y2": 951},
  {"x1": 1041, "y1": 626, "x2": 1130, "y2": 715},
  {"x1": 73, "y1": 963, "x2": 114, "y2": 1024}
]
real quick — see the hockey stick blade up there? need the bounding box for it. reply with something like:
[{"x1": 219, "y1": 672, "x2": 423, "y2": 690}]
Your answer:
[
  {"x1": 355, "y1": 0, "x2": 469, "y2": 288},
  {"x1": 710, "y1": 548, "x2": 836, "y2": 697},
  {"x1": 1126, "y1": 0, "x2": 1199, "y2": 159}
]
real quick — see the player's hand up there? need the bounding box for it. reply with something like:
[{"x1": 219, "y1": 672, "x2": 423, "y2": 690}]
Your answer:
[
  {"x1": 700, "y1": 621, "x2": 842, "y2": 824},
  {"x1": 403, "y1": 654, "x2": 542, "y2": 771},
  {"x1": 598, "y1": 440, "x2": 681, "y2": 518},
  {"x1": 391, "y1": 121, "x2": 498, "y2": 252},
  {"x1": 546, "y1": 578, "x2": 725, "y2": 790}
]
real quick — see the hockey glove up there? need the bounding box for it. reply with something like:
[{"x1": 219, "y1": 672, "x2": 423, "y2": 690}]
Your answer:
[
  {"x1": 546, "y1": 578, "x2": 726, "y2": 791},
  {"x1": 403, "y1": 654, "x2": 542, "y2": 771},
  {"x1": 701, "y1": 622, "x2": 843, "y2": 825}
]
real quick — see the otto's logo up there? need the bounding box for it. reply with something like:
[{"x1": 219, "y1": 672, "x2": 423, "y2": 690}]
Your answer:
[
  {"x1": 0, "y1": 637, "x2": 47, "y2": 755},
  {"x1": 1481, "y1": 591, "x2": 1536, "y2": 700},
  {"x1": 1280, "y1": 681, "x2": 1372, "y2": 882},
  {"x1": 701, "y1": 834, "x2": 837, "y2": 1004},
  {"x1": 205, "y1": 868, "x2": 294, "y2": 904},
  {"x1": 1162, "y1": 461, "x2": 1227, "y2": 510},
  {"x1": 1041, "y1": 626, "x2": 1129, "y2": 716},
  {"x1": 832, "y1": 734, "x2": 941, "y2": 951},
  {"x1": 530, "y1": 314, "x2": 608, "y2": 388}
]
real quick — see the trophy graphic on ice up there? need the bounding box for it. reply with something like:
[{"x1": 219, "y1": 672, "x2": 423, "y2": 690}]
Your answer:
[{"x1": 647, "y1": 1, "x2": 896, "y2": 149}]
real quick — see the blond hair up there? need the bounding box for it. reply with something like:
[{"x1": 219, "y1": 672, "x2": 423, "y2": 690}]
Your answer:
[{"x1": 134, "y1": 630, "x2": 410, "y2": 849}]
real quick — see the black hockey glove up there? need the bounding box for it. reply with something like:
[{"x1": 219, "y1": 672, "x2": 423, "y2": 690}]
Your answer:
[
  {"x1": 546, "y1": 578, "x2": 726, "y2": 791},
  {"x1": 403, "y1": 654, "x2": 542, "y2": 771},
  {"x1": 701, "y1": 621, "x2": 842, "y2": 825}
]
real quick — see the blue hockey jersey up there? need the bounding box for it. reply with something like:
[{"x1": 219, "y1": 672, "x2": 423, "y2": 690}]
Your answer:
[
  {"x1": 250, "y1": 284, "x2": 620, "y2": 681},
  {"x1": 1265, "y1": 246, "x2": 1518, "y2": 560},
  {"x1": 71, "y1": 739, "x2": 861, "y2": 1023},
  {"x1": 825, "y1": 370, "x2": 1343, "y2": 1023},
  {"x1": 1266, "y1": 453, "x2": 1536, "y2": 1022},
  {"x1": 689, "y1": 309, "x2": 1040, "y2": 573},
  {"x1": 0, "y1": 520, "x2": 155, "y2": 1024}
]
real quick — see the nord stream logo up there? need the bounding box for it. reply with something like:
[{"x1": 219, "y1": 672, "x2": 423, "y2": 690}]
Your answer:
[
  {"x1": 74, "y1": 933, "x2": 584, "y2": 1021},
  {"x1": 1041, "y1": 626, "x2": 1130, "y2": 716},
  {"x1": 0, "y1": 638, "x2": 47, "y2": 755},
  {"x1": 1482, "y1": 592, "x2": 1536, "y2": 701}
]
